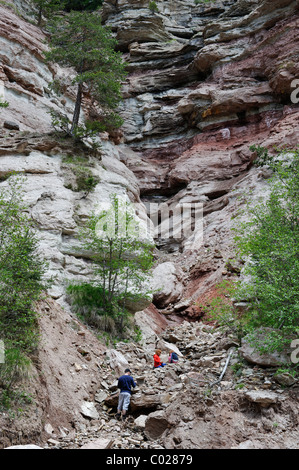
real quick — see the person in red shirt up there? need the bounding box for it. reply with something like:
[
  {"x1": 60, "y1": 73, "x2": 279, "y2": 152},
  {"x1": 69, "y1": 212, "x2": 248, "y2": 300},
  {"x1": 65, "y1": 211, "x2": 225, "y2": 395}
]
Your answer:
[{"x1": 153, "y1": 349, "x2": 166, "y2": 368}]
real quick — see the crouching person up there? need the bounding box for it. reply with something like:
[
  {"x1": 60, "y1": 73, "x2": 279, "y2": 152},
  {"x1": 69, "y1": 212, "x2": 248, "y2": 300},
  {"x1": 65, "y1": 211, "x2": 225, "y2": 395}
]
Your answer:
[
  {"x1": 116, "y1": 368, "x2": 136, "y2": 421},
  {"x1": 168, "y1": 350, "x2": 179, "y2": 364}
]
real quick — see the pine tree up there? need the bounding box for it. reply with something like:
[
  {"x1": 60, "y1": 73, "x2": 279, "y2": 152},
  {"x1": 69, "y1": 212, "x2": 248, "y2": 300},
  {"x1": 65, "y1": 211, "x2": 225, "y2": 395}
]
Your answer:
[
  {"x1": 44, "y1": 11, "x2": 126, "y2": 137},
  {"x1": 32, "y1": 0, "x2": 63, "y2": 26}
]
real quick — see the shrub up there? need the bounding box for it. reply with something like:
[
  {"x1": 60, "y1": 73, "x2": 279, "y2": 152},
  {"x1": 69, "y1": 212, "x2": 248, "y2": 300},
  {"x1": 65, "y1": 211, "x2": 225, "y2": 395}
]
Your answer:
[
  {"x1": 149, "y1": 1, "x2": 158, "y2": 12},
  {"x1": 67, "y1": 194, "x2": 154, "y2": 335},
  {"x1": 0, "y1": 176, "x2": 48, "y2": 405}
]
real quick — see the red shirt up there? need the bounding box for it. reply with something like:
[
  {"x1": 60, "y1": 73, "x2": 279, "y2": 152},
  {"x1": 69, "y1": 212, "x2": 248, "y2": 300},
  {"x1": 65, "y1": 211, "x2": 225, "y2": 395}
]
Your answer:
[{"x1": 153, "y1": 354, "x2": 162, "y2": 367}]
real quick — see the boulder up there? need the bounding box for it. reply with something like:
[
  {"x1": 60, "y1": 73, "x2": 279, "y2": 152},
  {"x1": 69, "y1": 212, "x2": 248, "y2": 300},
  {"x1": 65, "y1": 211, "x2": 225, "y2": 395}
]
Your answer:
[
  {"x1": 104, "y1": 390, "x2": 163, "y2": 412},
  {"x1": 274, "y1": 372, "x2": 296, "y2": 387},
  {"x1": 105, "y1": 349, "x2": 130, "y2": 377},
  {"x1": 134, "y1": 414, "x2": 148, "y2": 430},
  {"x1": 3, "y1": 120, "x2": 20, "y2": 130},
  {"x1": 80, "y1": 401, "x2": 99, "y2": 420},
  {"x1": 239, "y1": 329, "x2": 290, "y2": 366},
  {"x1": 95, "y1": 391, "x2": 109, "y2": 403},
  {"x1": 130, "y1": 392, "x2": 162, "y2": 412},
  {"x1": 151, "y1": 262, "x2": 184, "y2": 308},
  {"x1": 144, "y1": 410, "x2": 170, "y2": 440},
  {"x1": 243, "y1": 390, "x2": 280, "y2": 407},
  {"x1": 134, "y1": 305, "x2": 170, "y2": 347}
]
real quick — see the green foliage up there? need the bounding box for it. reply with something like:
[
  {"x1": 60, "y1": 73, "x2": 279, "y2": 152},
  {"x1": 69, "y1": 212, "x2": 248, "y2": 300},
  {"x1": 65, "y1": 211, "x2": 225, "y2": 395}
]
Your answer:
[
  {"x1": 67, "y1": 194, "x2": 154, "y2": 335},
  {"x1": 48, "y1": 108, "x2": 119, "y2": 152},
  {"x1": 198, "y1": 280, "x2": 248, "y2": 341},
  {"x1": 0, "y1": 97, "x2": 9, "y2": 109},
  {"x1": 202, "y1": 147, "x2": 299, "y2": 359},
  {"x1": 62, "y1": 153, "x2": 100, "y2": 193},
  {"x1": 45, "y1": 11, "x2": 126, "y2": 138},
  {"x1": 235, "y1": 383, "x2": 245, "y2": 390},
  {"x1": 67, "y1": 283, "x2": 118, "y2": 334},
  {"x1": 148, "y1": 1, "x2": 158, "y2": 12},
  {"x1": 274, "y1": 367, "x2": 297, "y2": 378},
  {"x1": 31, "y1": 0, "x2": 103, "y2": 24},
  {"x1": 0, "y1": 176, "x2": 48, "y2": 403},
  {"x1": 31, "y1": 0, "x2": 63, "y2": 26},
  {"x1": 194, "y1": 0, "x2": 215, "y2": 4},
  {"x1": 72, "y1": 166, "x2": 100, "y2": 193},
  {"x1": 233, "y1": 146, "x2": 299, "y2": 354}
]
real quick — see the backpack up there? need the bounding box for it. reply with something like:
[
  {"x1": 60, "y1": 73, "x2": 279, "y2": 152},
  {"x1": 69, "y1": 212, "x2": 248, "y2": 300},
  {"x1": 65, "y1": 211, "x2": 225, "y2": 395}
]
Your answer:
[{"x1": 171, "y1": 352, "x2": 178, "y2": 362}]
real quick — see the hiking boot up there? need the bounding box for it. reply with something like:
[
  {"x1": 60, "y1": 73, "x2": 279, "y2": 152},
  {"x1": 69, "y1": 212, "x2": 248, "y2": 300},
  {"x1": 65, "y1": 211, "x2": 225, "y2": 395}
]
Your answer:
[{"x1": 115, "y1": 412, "x2": 121, "y2": 420}]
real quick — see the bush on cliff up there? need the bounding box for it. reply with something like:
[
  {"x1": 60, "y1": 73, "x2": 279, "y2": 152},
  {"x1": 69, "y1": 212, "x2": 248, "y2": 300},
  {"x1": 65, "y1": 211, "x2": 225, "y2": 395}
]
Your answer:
[
  {"x1": 203, "y1": 147, "x2": 299, "y2": 363},
  {"x1": 0, "y1": 176, "x2": 48, "y2": 407},
  {"x1": 67, "y1": 194, "x2": 154, "y2": 337}
]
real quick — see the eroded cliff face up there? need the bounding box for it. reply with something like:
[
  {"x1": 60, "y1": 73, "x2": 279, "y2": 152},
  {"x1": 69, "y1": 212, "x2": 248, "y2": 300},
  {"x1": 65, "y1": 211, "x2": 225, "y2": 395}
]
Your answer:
[
  {"x1": 0, "y1": 4, "x2": 152, "y2": 309},
  {"x1": 0, "y1": 0, "x2": 298, "y2": 449},
  {"x1": 0, "y1": 0, "x2": 298, "y2": 317},
  {"x1": 102, "y1": 0, "x2": 299, "y2": 322}
]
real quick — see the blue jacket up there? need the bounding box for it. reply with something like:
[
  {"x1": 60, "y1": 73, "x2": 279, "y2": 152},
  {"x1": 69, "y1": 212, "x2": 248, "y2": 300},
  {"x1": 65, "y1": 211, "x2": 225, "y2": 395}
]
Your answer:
[{"x1": 117, "y1": 374, "x2": 136, "y2": 395}]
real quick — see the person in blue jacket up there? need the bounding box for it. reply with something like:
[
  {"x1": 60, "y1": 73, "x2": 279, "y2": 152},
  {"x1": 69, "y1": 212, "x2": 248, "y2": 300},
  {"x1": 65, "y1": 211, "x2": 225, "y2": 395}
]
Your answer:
[
  {"x1": 116, "y1": 368, "x2": 136, "y2": 421},
  {"x1": 168, "y1": 349, "x2": 179, "y2": 363}
]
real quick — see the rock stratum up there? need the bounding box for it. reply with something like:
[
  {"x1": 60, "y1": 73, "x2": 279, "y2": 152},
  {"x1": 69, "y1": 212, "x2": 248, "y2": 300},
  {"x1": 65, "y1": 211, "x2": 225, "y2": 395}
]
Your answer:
[{"x1": 0, "y1": 0, "x2": 298, "y2": 449}]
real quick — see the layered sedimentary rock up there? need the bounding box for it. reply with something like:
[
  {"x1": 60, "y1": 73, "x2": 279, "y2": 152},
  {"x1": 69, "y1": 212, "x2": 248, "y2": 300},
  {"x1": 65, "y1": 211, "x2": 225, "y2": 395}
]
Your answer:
[
  {"x1": 0, "y1": 0, "x2": 298, "y2": 320},
  {"x1": 0, "y1": 5, "x2": 152, "y2": 310},
  {"x1": 101, "y1": 0, "x2": 299, "y2": 320},
  {"x1": 0, "y1": 0, "x2": 298, "y2": 449}
]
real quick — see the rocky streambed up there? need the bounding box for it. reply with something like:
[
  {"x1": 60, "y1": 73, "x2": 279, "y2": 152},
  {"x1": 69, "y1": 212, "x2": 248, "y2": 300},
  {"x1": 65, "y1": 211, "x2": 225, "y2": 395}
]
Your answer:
[{"x1": 38, "y1": 321, "x2": 299, "y2": 450}]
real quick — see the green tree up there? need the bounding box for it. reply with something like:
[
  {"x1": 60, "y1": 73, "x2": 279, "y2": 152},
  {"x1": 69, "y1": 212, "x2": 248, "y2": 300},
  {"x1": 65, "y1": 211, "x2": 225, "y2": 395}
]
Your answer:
[
  {"x1": 32, "y1": 0, "x2": 63, "y2": 26},
  {"x1": 67, "y1": 194, "x2": 154, "y2": 335},
  {"x1": 0, "y1": 176, "x2": 48, "y2": 403},
  {"x1": 233, "y1": 146, "x2": 299, "y2": 353},
  {"x1": 44, "y1": 11, "x2": 126, "y2": 138}
]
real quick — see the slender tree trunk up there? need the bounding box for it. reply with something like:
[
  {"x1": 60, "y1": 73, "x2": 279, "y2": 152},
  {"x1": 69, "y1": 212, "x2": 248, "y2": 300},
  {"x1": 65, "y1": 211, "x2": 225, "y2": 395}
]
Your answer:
[
  {"x1": 71, "y1": 82, "x2": 83, "y2": 136},
  {"x1": 37, "y1": 7, "x2": 42, "y2": 26}
]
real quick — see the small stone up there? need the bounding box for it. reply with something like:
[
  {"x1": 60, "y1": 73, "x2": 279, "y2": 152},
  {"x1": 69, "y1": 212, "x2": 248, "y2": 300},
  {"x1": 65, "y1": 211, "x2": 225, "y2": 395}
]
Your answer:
[
  {"x1": 80, "y1": 438, "x2": 114, "y2": 449},
  {"x1": 243, "y1": 390, "x2": 280, "y2": 407},
  {"x1": 3, "y1": 121, "x2": 20, "y2": 130},
  {"x1": 44, "y1": 423, "x2": 54, "y2": 435},
  {"x1": 80, "y1": 401, "x2": 100, "y2": 420},
  {"x1": 95, "y1": 390, "x2": 108, "y2": 403},
  {"x1": 128, "y1": 438, "x2": 141, "y2": 446},
  {"x1": 48, "y1": 439, "x2": 60, "y2": 446}
]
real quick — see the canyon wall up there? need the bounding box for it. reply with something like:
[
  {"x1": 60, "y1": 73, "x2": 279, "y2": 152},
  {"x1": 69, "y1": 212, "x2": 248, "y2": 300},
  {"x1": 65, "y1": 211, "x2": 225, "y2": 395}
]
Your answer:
[
  {"x1": 0, "y1": 0, "x2": 298, "y2": 317},
  {"x1": 103, "y1": 0, "x2": 299, "y2": 322},
  {"x1": 0, "y1": 0, "x2": 298, "y2": 447}
]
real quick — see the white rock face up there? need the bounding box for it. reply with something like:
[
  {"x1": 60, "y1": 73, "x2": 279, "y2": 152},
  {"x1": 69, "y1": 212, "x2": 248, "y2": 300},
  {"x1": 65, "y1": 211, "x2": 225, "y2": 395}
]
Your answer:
[
  {"x1": 105, "y1": 349, "x2": 130, "y2": 377},
  {"x1": 151, "y1": 262, "x2": 184, "y2": 308},
  {"x1": 0, "y1": 138, "x2": 152, "y2": 310}
]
